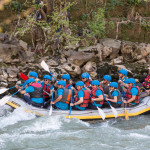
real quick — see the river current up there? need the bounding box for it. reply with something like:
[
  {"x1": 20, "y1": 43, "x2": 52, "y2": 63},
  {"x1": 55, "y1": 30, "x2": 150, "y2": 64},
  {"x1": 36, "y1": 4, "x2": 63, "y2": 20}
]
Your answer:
[{"x1": 0, "y1": 108, "x2": 150, "y2": 150}]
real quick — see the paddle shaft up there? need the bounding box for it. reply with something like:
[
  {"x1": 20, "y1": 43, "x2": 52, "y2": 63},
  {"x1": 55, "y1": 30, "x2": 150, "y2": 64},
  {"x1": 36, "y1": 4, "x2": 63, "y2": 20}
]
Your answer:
[
  {"x1": 69, "y1": 90, "x2": 73, "y2": 117},
  {"x1": 9, "y1": 84, "x2": 23, "y2": 90},
  {"x1": 90, "y1": 95, "x2": 100, "y2": 107},
  {"x1": 49, "y1": 72, "x2": 57, "y2": 82}
]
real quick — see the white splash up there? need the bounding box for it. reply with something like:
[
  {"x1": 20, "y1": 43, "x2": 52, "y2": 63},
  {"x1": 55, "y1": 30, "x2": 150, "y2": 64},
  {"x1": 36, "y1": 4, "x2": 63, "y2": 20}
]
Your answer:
[
  {"x1": 0, "y1": 108, "x2": 35, "y2": 129},
  {"x1": 129, "y1": 133, "x2": 150, "y2": 139}
]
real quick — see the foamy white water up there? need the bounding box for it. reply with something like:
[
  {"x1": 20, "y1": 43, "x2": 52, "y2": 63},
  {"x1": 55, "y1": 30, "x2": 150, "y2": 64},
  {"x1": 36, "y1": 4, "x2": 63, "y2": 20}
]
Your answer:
[{"x1": 0, "y1": 107, "x2": 150, "y2": 150}]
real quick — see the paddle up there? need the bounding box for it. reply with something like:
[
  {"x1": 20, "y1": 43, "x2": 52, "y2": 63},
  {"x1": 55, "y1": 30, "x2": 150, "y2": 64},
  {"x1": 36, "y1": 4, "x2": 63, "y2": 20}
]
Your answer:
[
  {"x1": 0, "y1": 87, "x2": 24, "y2": 106},
  {"x1": 69, "y1": 90, "x2": 73, "y2": 118},
  {"x1": 105, "y1": 99, "x2": 118, "y2": 118},
  {"x1": 90, "y1": 95, "x2": 105, "y2": 120},
  {"x1": 40, "y1": 60, "x2": 57, "y2": 82},
  {"x1": 20, "y1": 72, "x2": 28, "y2": 81},
  {"x1": 124, "y1": 104, "x2": 129, "y2": 120},
  {"x1": 0, "y1": 84, "x2": 23, "y2": 94},
  {"x1": 49, "y1": 92, "x2": 53, "y2": 116}
]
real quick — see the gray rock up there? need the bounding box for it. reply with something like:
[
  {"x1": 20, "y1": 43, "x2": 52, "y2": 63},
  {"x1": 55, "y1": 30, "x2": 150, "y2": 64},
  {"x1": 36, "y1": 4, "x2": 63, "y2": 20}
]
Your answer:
[
  {"x1": 62, "y1": 63, "x2": 81, "y2": 77},
  {"x1": 0, "y1": 43, "x2": 27, "y2": 63},
  {"x1": 101, "y1": 38, "x2": 121, "y2": 59},
  {"x1": 68, "y1": 51, "x2": 98, "y2": 67},
  {"x1": 113, "y1": 56, "x2": 123, "y2": 65},
  {"x1": 47, "y1": 59, "x2": 58, "y2": 67},
  {"x1": 82, "y1": 61, "x2": 97, "y2": 72},
  {"x1": 2, "y1": 70, "x2": 8, "y2": 79},
  {"x1": 19, "y1": 40, "x2": 28, "y2": 51}
]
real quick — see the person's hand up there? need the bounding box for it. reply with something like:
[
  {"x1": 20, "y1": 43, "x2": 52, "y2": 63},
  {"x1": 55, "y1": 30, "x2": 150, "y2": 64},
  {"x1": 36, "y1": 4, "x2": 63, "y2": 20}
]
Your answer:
[
  {"x1": 123, "y1": 100, "x2": 127, "y2": 103},
  {"x1": 15, "y1": 85, "x2": 19, "y2": 89},
  {"x1": 146, "y1": 90, "x2": 150, "y2": 93},
  {"x1": 92, "y1": 98, "x2": 96, "y2": 101},
  {"x1": 51, "y1": 89, "x2": 55, "y2": 93},
  {"x1": 51, "y1": 101, "x2": 54, "y2": 105},
  {"x1": 118, "y1": 80, "x2": 122, "y2": 84},
  {"x1": 70, "y1": 103, "x2": 74, "y2": 106},
  {"x1": 71, "y1": 87, "x2": 74, "y2": 90}
]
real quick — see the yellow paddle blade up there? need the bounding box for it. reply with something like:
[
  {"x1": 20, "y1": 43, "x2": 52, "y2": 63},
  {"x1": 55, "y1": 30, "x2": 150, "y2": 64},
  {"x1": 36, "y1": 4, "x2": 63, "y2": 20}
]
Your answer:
[{"x1": 125, "y1": 108, "x2": 129, "y2": 120}]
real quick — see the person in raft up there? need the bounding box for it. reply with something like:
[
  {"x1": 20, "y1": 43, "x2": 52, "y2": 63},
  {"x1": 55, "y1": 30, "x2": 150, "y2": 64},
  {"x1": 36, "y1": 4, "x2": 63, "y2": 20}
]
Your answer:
[
  {"x1": 100, "y1": 75, "x2": 111, "y2": 95},
  {"x1": 105, "y1": 82, "x2": 122, "y2": 108},
  {"x1": 123, "y1": 78, "x2": 140, "y2": 107},
  {"x1": 18, "y1": 78, "x2": 44, "y2": 107},
  {"x1": 51, "y1": 80, "x2": 71, "y2": 110},
  {"x1": 61, "y1": 74, "x2": 73, "y2": 89},
  {"x1": 28, "y1": 71, "x2": 40, "y2": 84},
  {"x1": 118, "y1": 69, "x2": 128, "y2": 98},
  {"x1": 140, "y1": 65, "x2": 150, "y2": 97},
  {"x1": 81, "y1": 72, "x2": 92, "y2": 89},
  {"x1": 88, "y1": 80, "x2": 104, "y2": 109},
  {"x1": 70, "y1": 81, "x2": 90, "y2": 110},
  {"x1": 41, "y1": 75, "x2": 54, "y2": 107}
]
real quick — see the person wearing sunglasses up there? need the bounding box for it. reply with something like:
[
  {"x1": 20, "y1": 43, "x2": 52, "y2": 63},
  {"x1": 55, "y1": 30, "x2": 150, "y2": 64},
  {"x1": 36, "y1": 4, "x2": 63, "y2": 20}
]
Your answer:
[
  {"x1": 41, "y1": 75, "x2": 54, "y2": 107},
  {"x1": 81, "y1": 72, "x2": 92, "y2": 89},
  {"x1": 70, "y1": 81, "x2": 90, "y2": 110},
  {"x1": 123, "y1": 78, "x2": 140, "y2": 107},
  {"x1": 118, "y1": 69, "x2": 128, "y2": 98},
  {"x1": 88, "y1": 80, "x2": 104, "y2": 109},
  {"x1": 100, "y1": 75, "x2": 111, "y2": 96},
  {"x1": 105, "y1": 82, "x2": 122, "y2": 108},
  {"x1": 51, "y1": 80, "x2": 71, "y2": 110},
  {"x1": 61, "y1": 74, "x2": 73, "y2": 89}
]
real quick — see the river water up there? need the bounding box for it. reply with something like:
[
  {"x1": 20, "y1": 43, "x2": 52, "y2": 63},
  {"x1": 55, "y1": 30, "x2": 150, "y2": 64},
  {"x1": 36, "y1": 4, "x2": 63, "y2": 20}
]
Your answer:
[{"x1": 0, "y1": 108, "x2": 150, "y2": 150}]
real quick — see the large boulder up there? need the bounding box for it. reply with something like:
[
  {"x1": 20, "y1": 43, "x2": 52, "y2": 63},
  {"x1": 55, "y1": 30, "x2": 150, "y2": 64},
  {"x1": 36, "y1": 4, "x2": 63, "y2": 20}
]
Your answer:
[
  {"x1": 68, "y1": 51, "x2": 98, "y2": 67},
  {"x1": 62, "y1": 63, "x2": 81, "y2": 77},
  {"x1": 82, "y1": 61, "x2": 97, "y2": 72},
  {"x1": 100, "y1": 38, "x2": 121, "y2": 59},
  {"x1": 0, "y1": 43, "x2": 27, "y2": 63}
]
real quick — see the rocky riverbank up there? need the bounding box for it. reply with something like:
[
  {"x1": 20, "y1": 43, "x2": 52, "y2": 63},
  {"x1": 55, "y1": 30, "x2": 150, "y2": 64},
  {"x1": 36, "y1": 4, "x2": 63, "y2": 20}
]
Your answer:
[{"x1": 0, "y1": 33, "x2": 149, "y2": 88}]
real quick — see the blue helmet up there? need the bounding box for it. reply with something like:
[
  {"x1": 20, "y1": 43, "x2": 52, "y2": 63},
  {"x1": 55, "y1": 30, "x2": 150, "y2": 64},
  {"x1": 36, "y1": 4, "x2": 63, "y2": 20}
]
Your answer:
[
  {"x1": 118, "y1": 69, "x2": 128, "y2": 76},
  {"x1": 57, "y1": 80, "x2": 66, "y2": 87},
  {"x1": 91, "y1": 80, "x2": 100, "y2": 86},
  {"x1": 62, "y1": 74, "x2": 71, "y2": 80},
  {"x1": 43, "y1": 75, "x2": 51, "y2": 81},
  {"x1": 26, "y1": 78, "x2": 35, "y2": 84},
  {"x1": 110, "y1": 82, "x2": 118, "y2": 88},
  {"x1": 129, "y1": 78, "x2": 135, "y2": 84},
  {"x1": 124, "y1": 79, "x2": 130, "y2": 84},
  {"x1": 29, "y1": 71, "x2": 38, "y2": 78},
  {"x1": 81, "y1": 72, "x2": 90, "y2": 79},
  {"x1": 103, "y1": 75, "x2": 112, "y2": 82},
  {"x1": 75, "y1": 81, "x2": 84, "y2": 87}
]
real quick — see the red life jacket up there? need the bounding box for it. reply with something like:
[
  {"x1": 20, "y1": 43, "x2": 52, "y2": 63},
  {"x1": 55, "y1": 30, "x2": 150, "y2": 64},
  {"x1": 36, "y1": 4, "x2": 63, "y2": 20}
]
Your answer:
[
  {"x1": 43, "y1": 84, "x2": 51, "y2": 98},
  {"x1": 90, "y1": 87, "x2": 104, "y2": 105},
  {"x1": 74, "y1": 89, "x2": 90, "y2": 107},
  {"x1": 65, "y1": 83, "x2": 72, "y2": 89},
  {"x1": 142, "y1": 74, "x2": 150, "y2": 89},
  {"x1": 125, "y1": 86, "x2": 140, "y2": 104}
]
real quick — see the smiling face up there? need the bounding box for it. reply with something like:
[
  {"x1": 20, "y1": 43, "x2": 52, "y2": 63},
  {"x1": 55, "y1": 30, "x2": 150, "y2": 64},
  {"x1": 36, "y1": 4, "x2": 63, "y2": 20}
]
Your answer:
[
  {"x1": 44, "y1": 79, "x2": 49, "y2": 85},
  {"x1": 82, "y1": 78, "x2": 88, "y2": 82},
  {"x1": 92, "y1": 85, "x2": 97, "y2": 88}
]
